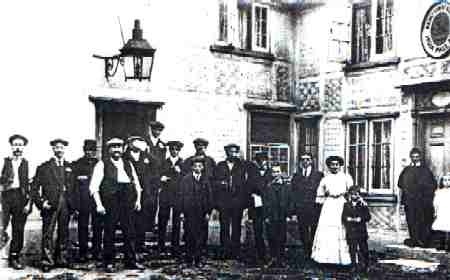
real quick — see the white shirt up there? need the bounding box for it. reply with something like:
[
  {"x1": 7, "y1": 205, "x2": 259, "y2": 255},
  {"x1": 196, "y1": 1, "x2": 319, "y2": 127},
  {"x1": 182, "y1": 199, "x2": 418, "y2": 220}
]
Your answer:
[
  {"x1": 10, "y1": 157, "x2": 22, "y2": 189},
  {"x1": 150, "y1": 135, "x2": 160, "y2": 147},
  {"x1": 193, "y1": 172, "x2": 201, "y2": 181},
  {"x1": 89, "y1": 158, "x2": 142, "y2": 196},
  {"x1": 169, "y1": 156, "x2": 179, "y2": 166},
  {"x1": 303, "y1": 166, "x2": 312, "y2": 177},
  {"x1": 130, "y1": 151, "x2": 140, "y2": 162},
  {"x1": 316, "y1": 172, "x2": 354, "y2": 204}
]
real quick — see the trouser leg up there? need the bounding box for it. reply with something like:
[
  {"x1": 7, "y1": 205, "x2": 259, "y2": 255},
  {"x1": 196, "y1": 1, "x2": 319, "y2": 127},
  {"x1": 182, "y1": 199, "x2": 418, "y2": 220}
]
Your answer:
[
  {"x1": 41, "y1": 211, "x2": 57, "y2": 266},
  {"x1": 253, "y1": 208, "x2": 266, "y2": 260},
  {"x1": 158, "y1": 205, "x2": 170, "y2": 251},
  {"x1": 92, "y1": 211, "x2": 104, "y2": 259},
  {"x1": 118, "y1": 198, "x2": 136, "y2": 263},
  {"x1": 171, "y1": 208, "x2": 181, "y2": 252},
  {"x1": 78, "y1": 207, "x2": 89, "y2": 257},
  {"x1": 347, "y1": 241, "x2": 357, "y2": 268},
  {"x1": 103, "y1": 198, "x2": 120, "y2": 264},
  {"x1": 358, "y1": 238, "x2": 369, "y2": 268},
  {"x1": 231, "y1": 208, "x2": 243, "y2": 258},
  {"x1": 56, "y1": 196, "x2": 70, "y2": 264},
  {"x1": 404, "y1": 204, "x2": 419, "y2": 244},
  {"x1": 219, "y1": 208, "x2": 231, "y2": 256}
]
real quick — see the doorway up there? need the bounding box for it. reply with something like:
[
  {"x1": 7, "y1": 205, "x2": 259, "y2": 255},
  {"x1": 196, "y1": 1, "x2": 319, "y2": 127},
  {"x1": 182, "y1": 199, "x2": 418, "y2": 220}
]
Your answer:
[{"x1": 422, "y1": 114, "x2": 450, "y2": 180}]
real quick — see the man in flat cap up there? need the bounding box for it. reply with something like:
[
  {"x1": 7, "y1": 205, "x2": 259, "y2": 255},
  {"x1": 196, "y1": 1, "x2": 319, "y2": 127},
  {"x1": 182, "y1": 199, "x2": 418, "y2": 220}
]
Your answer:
[
  {"x1": 398, "y1": 147, "x2": 436, "y2": 247},
  {"x1": 146, "y1": 121, "x2": 167, "y2": 166},
  {"x1": 158, "y1": 140, "x2": 184, "y2": 257},
  {"x1": 246, "y1": 151, "x2": 271, "y2": 264},
  {"x1": 89, "y1": 138, "x2": 144, "y2": 272},
  {"x1": 178, "y1": 156, "x2": 212, "y2": 266},
  {"x1": 0, "y1": 134, "x2": 32, "y2": 269},
  {"x1": 31, "y1": 138, "x2": 74, "y2": 272},
  {"x1": 213, "y1": 144, "x2": 250, "y2": 260},
  {"x1": 183, "y1": 138, "x2": 216, "y2": 253},
  {"x1": 124, "y1": 136, "x2": 160, "y2": 260},
  {"x1": 71, "y1": 139, "x2": 102, "y2": 263}
]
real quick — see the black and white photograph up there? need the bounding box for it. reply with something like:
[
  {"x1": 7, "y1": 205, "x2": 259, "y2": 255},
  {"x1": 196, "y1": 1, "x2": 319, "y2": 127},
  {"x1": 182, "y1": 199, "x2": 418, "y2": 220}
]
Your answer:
[{"x1": 1, "y1": 0, "x2": 450, "y2": 279}]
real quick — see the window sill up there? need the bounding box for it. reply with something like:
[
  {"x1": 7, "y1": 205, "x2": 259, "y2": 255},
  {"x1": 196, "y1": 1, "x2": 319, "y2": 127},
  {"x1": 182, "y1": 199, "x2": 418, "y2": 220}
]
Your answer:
[
  {"x1": 344, "y1": 57, "x2": 401, "y2": 72},
  {"x1": 210, "y1": 44, "x2": 275, "y2": 61},
  {"x1": 360, "y1": 193, "x2": 398, "y2": 203}
]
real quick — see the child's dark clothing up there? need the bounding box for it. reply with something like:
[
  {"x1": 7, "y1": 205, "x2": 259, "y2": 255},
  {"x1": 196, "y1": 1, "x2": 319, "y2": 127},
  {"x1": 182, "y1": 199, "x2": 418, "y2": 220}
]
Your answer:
[
  {"x1": 263, "y1": 180, "x2": 291, "y2": 263},
  {"x1": 341, "y1": 200, "x2": 371, "y2": 270}
]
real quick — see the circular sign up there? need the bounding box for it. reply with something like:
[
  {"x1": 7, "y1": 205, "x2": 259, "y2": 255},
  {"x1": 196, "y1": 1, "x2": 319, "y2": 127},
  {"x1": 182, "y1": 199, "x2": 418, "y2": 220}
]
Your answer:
[{"x1": 421, "y1": 2, "x2": 450, "y2": 58}]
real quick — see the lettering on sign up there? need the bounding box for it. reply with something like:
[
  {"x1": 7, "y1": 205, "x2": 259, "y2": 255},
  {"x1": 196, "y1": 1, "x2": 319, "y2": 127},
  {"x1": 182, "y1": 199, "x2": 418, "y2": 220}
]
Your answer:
[{"x1": 421, "y1": 2, "x2": 450, "y2": 58}]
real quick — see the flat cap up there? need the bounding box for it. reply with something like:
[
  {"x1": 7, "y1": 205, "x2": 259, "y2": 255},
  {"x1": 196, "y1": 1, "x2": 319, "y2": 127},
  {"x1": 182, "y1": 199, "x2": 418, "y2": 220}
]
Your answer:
[
  {"x1": 127, "y1": 135, "x2": 145, "y2": 144},
  {"x1": 167, "y1": 141, "x2": 184, "y2": 150},
  {"x1": 50, "y1": 138, "x2": 69, "y2": 146},
  {"x1": 9, "y1": 134, "x2": 28, "y2": 145},
  {"x1": 149, "y1": 121, "x2": 165, "y2": 130},
  {"x1": 191, "y1": 155, "x2": 205, "y2": 164},
  {"x1": 83, "y1": 139, "x2": 97, "y2": 151},
  {"x1": 224, "y1": 143, "x2": 240, "y2": 151},
  {"x1": 193, "y1": 138, "x2": 209, "y2": 146},
  {"x1": 106, "y1": 138, "x2": 124, "y2": 147}
]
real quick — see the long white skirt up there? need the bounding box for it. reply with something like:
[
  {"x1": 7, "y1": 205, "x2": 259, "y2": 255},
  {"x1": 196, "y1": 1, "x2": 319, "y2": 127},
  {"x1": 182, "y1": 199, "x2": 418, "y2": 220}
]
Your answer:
[{"x1": 311, "y1": 196, "x2": 351, "y2": 265}]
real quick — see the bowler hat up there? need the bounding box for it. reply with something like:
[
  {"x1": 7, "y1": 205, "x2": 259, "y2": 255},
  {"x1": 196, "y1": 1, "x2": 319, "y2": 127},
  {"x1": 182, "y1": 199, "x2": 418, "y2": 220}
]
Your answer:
[
  {"x1": 254, "y1": 151, "x2": 268, "y2": 160},
  {"x1": 50, "y1": 138, "x2": 69, "y2": 146},
  {"x1": 167, "y1": 141, "x2": 184, "y2": 150},
  {"x1": 193, "y1": 138, "x2": 209, "y2": 146},
  {"x1": 106, "y1": 138, "x2": 124, "y2": 147},
  {"x1": 325, "y1": 155, "x2": 344, "y2": 167},
  {"x1": 149, "y1": 121, "x2": 165, "y2": 130},
  {"x1": 83, "y1": 139, "x2": 97, "y2": 151},
  {"x1": 9, "y1": 134, "x2": 28, "y2": 146}
]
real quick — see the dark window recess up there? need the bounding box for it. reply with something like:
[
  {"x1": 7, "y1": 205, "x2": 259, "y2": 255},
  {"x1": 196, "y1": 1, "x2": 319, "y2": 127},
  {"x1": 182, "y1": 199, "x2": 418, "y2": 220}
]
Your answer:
[
  {"x1": 298, "y1": 119, "x2": 320, "y2": 164},
  {"x1": 352, "y1": 2, "x2": 371, "y2": 64},
  {"x1": 251, "y1": 113, "x2": 290, "y2": 143}
]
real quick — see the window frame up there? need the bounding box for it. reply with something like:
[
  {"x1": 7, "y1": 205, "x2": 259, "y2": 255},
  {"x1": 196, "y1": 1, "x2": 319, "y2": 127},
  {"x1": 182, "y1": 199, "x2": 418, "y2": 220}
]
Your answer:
[
  {"x1": 351, "y1": 0, "x2": 395, "y2": 64},
  {"x1": 252, "y1": 3, "x2": 270, "y2": 52},
  {"x1": 250, "y1": 143, "x2": 290, "y2": 176},
  {"x1": 217, "y1": 0, "x2": 233, "y2": 45},
  {"x1": 346, "y1": 118, "x2": 395, "y2": 195}
]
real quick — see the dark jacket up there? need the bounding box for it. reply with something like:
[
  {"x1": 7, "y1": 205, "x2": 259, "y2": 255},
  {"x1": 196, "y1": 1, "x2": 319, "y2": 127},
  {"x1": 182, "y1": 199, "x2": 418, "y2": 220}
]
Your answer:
[
  {"x1": 31, "y1": 158, "x2": 74, "y2": 212},
  {"x1": 263, "y1": 180, "x2": 291, "y2": 222},
  {"x1": 124, "y1": 151, "x2": 160, "y2": 202},
  {"x1": 213, "y1": 159, "x2": 250, "y2": 210},
  {"x1": 160, "y1": 157, "x2": 184, "y2": 207},
  {"x1": 291, "y1": 168, "x2": 323, "y2": 214},
  {"x1": 178, "y1": 173, "x2": 212, "y2": 214},
  {"x1": 183, "y1": 154, "x2": 216, "y2": 183},
  {"x1": 71, "y1": 156, "x2": 98, "y2": 211},
  {"x1": 246, "y1": 161, "x2": 271, "y2": 219},
  {"x1": 0, "y1": 157, "x2": 30, "y2": 197},
  {"x1": 145, "y1": 136, "x2": 166, "y2": 166},
  {"x1": 341, "y1": 201, "x2": 371, "y2": 240},
  {"x1": 398, "y1": 165, "x2": 436, "y2": 204}
]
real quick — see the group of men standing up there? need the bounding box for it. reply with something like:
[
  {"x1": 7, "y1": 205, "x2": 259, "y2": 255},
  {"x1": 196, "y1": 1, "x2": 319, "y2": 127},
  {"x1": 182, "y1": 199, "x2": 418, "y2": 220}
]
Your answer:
[{"x1": 0, "y1": 120, "x2": 331, "y2": 272}]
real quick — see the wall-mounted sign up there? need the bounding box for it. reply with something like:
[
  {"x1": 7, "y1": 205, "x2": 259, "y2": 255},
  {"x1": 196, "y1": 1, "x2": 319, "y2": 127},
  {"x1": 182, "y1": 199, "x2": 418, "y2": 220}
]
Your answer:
[{"x1": 421, "y1": 2, "x2": 450, "y2": 58}]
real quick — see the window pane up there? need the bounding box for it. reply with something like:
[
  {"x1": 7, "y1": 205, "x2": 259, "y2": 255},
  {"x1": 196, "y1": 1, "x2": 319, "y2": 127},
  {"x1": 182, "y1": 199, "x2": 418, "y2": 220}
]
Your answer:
[
  {"x1": 358, "y1": 145, "x2": 366, "y2": 188},
  {"x1": 373, "y1": 122, "x2": 382, "y2": 143},
  {"x1": 349, "y1": 146, "x2": 357, "y2": 183},
  {"x1": 219, "y1": 0, "x2": 228, "y2": 42},
  {"x1": 372, "y1": 142, "x2": 381, "y2": 189},
  {"x1": 352, "y1": 2, "x2": 371, "y2": 63},
  {"x1": 350, "y1": 123, "x2": 357, "y2": 144},
  {"x1": 359, "y1": 123, "x2": 366, "y2": 144}
]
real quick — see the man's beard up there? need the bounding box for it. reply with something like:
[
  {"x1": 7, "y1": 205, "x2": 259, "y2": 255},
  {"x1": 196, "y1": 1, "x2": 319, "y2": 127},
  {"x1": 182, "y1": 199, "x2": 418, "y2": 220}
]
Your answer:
[{"x1": 13, "y1": 150, "x2": 22, "y2": 157}]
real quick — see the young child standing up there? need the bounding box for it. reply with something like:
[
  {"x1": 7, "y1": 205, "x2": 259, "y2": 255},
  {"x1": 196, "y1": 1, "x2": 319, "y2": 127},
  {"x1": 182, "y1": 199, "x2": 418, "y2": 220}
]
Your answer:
[
  {"x1": 263, "y1": 164, "x2": 291, "y2": 267},
  {"x1": 341, "y1": 186, "x2": 371, "y2": 273},
  {"x1": 432, "y1": 173, "x2": 450, "y2": 251}
]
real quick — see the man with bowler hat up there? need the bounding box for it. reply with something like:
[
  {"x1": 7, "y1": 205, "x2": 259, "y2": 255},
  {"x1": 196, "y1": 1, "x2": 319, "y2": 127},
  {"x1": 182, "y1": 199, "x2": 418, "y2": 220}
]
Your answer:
[
  {"x1": 31, "y1": 138, "x2": 74, "y2": 272},
  {"x1": 71, "y1": 139, "x2": 101, "y2": 263},
  {"x1": 159, "y1": 140, "x2": 184, "y2": 257},
  {"x1": 213, "y1": 143, "x2": 250, "y2": 260},
  {"x1": 124, "y1": 136, "x2": 160, "y2": 259},
  {"x1": 183, "y1": 137, "x2": 216, "y2": 252},
  {"x1": 291, "y1": 152, "x2": 323, "y2": 260},
  {"x1": 0, "y1": 134, "x2": 32, "y2": 269},
  {"x1": 89, "y1": 138, "x2": 144, "y2": 272}
]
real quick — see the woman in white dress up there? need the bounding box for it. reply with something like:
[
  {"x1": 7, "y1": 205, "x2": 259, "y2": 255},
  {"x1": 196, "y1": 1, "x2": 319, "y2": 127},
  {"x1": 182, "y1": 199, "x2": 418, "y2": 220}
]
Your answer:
[{"x1": 311, "y1": 156, "x2": 353, "y2": 265}]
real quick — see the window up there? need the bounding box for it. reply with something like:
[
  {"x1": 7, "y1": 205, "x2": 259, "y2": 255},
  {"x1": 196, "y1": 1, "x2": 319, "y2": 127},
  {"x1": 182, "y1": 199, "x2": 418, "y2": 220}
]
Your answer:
[
  {"x1": 351, "y1": 0, "x2": 393, "y2": 63},
  {"x1": 218, "y1": 0, "x2": 231, "y2": 43},
  {"x1": 298, "y1": 118, "x2": 320, "y2": 165},
  {"x1": 346, "y1": 119, "x2": 393, "y2": 194},
  {"x1": 250, "y1": 144, "x2": 290, "y2": 176},
  {"x1": 237, "y1": 3, "x2": 269, "y2": 52}
]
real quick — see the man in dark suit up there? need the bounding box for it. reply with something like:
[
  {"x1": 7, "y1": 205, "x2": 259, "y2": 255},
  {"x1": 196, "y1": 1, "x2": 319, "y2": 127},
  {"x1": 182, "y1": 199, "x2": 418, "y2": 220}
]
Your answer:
[
  {"x1": 31, "y1": 138, "x2": 74, "y2": 272},
  {"x1": 0, "y1": 134, "x2": 32, "y2": 269},
  {"x1": 71, "y1": 139, "x2": 100, "y2": 263},
  {"x1": 398, "y1": 147, "x2": 436, "y2": 247},
  {"x1": 89, "y1": 138, "x2": 144, "y2": 272},
  {"x1": 145, "y1": 121, "x2": 166, "y2": 165},
  {"x1": 178, "y1": 156, "x2": 212, "y2": 266},
  {"x1": 183, "y1": 138, "x2": 216, "y2": 253},
  {"x1": 290, "y1": 152, "x2": 323, "y2": 260},
  {"x1": 124, "y1": 136, "x2": 160, "y2": 259},
  {"x1": 246, "y1": 151, "x2": 271, "y2": 264},
  {"x1": 213, "y1": 144, "x2": 250, "y2": 260},
  {"x1": 158, "y1": 140, "x2": 184, "y2": 257}
]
